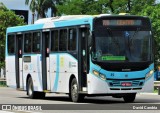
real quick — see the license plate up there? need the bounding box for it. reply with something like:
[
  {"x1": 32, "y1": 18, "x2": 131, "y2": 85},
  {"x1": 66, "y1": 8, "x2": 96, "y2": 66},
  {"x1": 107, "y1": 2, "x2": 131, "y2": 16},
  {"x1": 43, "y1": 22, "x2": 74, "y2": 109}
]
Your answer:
[{"x1": 121, "y1": 82, "x2": 132, "y2": 87}]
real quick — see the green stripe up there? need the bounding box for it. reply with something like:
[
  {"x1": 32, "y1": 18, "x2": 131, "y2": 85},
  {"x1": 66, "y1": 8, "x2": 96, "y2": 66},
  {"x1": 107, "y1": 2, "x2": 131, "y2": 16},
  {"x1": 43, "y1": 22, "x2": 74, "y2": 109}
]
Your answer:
[{"x1": 102, "y1": 56, "x2": 126, "y2": 61}]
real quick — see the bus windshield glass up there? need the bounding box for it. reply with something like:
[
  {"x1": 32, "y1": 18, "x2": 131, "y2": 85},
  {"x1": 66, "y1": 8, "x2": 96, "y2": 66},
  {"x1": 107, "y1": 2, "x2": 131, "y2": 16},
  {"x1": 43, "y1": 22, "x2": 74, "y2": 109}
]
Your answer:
[{"x1": 92, "y1": 30, "x2": 152, "y2": 62}]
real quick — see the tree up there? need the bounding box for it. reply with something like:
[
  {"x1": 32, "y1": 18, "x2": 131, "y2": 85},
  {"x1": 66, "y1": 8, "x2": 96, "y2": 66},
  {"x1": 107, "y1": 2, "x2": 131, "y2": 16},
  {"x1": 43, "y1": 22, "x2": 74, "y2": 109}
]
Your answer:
[
  {"x1": 57, "y1": 0, "x2": 112, "y2": 15},
  {"x1": 109, "y1": 0, "x2": 155, "y2": 14},
  {"x1": 56, "y1": 0, "x2": 156, "y2": 15},
  {"x1": 0, "y1": 2, "x2": 25, "y2": 68},
  {"x1": 25, "y1": 0, "x2": 58, "y2": 20},
  {"x1": 138, "y1": 4, "x2": 160, "y2": 68}
]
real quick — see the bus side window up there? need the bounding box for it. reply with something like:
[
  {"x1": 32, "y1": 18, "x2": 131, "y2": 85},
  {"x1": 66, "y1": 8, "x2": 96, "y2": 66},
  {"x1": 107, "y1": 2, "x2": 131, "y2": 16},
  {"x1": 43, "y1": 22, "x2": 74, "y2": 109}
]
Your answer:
[
  {"x1": 32, "y1": 32, "x2": 40, "y2": 53},
  {"x1": 8, "y1": 35, "x2": 15, "y2": 54},
  {"x1": 51, "y1": 30, "x2": 58, "y2": 52},
  {"x1": 24, "y1": 33, "x2": 32, "y2": 53},
  {"x1": 68, "y1": 28, "x2": 77, "y2": 51},
  {"x1": 59, "y1": 29, "x2": 67, "y2": 51}
]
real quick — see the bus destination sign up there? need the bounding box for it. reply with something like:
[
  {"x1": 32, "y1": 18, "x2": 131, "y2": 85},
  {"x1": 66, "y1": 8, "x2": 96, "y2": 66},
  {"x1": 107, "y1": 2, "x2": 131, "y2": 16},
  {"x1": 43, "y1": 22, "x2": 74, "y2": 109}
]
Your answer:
[{"x1": 102, "y1": 20, "x2": 142, "y2": 26}]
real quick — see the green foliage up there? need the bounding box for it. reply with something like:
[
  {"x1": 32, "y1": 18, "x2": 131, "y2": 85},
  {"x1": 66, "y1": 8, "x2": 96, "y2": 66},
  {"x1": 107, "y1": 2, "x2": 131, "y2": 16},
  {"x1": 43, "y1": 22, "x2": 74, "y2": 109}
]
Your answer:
[
  {"x1": 0, "y1": 81, "x2": 6, "y2": 87},
  {"x1": 56, "y1": 0, "x2": 156, "y2": 15},
  {"x1": 57, "y1": 0, "x2": 112, "y2": 15},
  {"x1": 138, "y1": 4, "x2": 160, "y2": 67},
  {"x1": 0, "y1": 3, "x2": 25, "y2": 68},
  {"x1": 111, "y1": 0, "x2": 155, "y2": 14}
]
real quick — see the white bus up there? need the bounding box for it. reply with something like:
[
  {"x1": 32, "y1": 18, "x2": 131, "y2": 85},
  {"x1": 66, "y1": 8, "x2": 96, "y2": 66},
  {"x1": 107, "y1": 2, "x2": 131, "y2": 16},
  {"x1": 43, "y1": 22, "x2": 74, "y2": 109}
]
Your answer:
[{"x1": 6, "y1": 14, "x2": 154, "y2": 102}]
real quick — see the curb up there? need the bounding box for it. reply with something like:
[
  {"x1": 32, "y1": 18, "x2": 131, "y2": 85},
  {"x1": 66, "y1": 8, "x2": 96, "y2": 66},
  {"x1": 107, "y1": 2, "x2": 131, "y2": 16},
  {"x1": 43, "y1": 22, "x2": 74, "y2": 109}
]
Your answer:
[{"x1": 139, "y1": 93, "x2": 159, "y2": 95}]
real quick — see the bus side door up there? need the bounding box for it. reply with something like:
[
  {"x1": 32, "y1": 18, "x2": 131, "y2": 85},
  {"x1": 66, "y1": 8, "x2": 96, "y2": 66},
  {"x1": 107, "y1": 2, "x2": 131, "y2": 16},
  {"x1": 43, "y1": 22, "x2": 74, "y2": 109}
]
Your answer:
[
  {"x1": 15, "y1": 34, "x2": 23, "y2": 89},
  {"x1": 78, "y1": 26, "x2": 90, "y2": 91},
  {"x1": 42, "y1": 31, "x2": 50, "y2": 91}
]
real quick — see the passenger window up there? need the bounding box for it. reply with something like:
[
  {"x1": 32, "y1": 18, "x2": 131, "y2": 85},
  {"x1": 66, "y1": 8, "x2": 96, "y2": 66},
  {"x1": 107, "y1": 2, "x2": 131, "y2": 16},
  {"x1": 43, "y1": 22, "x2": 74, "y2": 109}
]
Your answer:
[
  {"x1": 33, "y1": 32, "x2": 41, "y2": 53},
  {"x1": 51, "y1": 30, "x2": 58, "y2": 51},
  {"x1": 8, "y1": 35, "x2": 15, "y2": 54},
  {"x1": 68, "y1": 28, "x2": 77, "y2": 51},
  {"x1": 59, "y1": 29, "x2": 67, "y2": 51},
  {"x1": 24, "y1": 33, "x2": 32, "y2": 53}
]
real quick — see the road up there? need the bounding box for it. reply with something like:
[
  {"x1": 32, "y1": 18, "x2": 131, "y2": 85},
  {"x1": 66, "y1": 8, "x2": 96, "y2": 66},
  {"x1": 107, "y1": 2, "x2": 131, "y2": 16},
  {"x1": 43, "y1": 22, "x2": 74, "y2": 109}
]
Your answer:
[{"x1": 0, "y1": 87, "x2": 160, "y2": 113}]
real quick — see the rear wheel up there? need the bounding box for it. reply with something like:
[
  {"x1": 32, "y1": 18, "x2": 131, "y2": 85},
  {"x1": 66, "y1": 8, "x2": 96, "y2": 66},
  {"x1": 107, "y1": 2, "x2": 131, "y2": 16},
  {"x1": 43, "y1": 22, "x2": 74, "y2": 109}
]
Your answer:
[
  {"x1": 70, "y1": 78, "x2": 84, "y2": 102},
  {"x1": 123, "y1": 93, "x2": 136, "y2": 103},
  {"x1": 27, "y1": 77, "x2": 45, "y2": 99}
]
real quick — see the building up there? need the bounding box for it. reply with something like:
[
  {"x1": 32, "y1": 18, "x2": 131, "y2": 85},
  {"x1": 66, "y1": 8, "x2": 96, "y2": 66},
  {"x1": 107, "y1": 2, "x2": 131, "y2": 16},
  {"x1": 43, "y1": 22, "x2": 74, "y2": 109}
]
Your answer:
[{"x1": 0, "y1": 0, "x2": 51, "y2": 24}]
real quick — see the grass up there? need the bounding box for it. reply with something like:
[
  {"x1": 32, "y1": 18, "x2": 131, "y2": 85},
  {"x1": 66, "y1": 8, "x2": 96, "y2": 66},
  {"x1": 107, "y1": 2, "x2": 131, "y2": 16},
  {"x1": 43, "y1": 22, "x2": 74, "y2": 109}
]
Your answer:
[
  {"x1": 154, "y1": 86, "x2": 160, "y2": 94},
  {"x1": 0, "y1": 81, "x2": 6, "y2": 87},
  {"x1": 154, "y1": 89, "x2": 158, "y2": 93}
]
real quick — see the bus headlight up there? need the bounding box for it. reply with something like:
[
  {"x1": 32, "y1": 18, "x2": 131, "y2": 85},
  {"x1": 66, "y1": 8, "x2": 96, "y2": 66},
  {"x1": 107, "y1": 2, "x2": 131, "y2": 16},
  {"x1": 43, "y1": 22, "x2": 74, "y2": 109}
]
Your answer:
[
  {"x1": 93, "y1": 70, "x2": 99, "y2": 76},
  {"x1": 99, "y1": 74, "x2": 106, "y2": 81},
  {"x1": 145, "y1": 70, "x2": 154, "y2": 80},
  {"x1": 93, "y1": 69, "x2": 106, "y2": 81}
]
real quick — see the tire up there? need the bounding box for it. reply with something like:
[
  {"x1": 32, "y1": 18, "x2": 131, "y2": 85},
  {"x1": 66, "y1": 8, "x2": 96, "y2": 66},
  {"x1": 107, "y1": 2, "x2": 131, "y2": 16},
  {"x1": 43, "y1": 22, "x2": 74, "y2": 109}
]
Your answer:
[
  {"x1": 123, "y1": 93, "x2": 136, "y2": 103},
  {"x1": 70, "y1": 78, "x2": 84, "y2": 102},
  {"x1": 38, "y1": 92, "x2": 46, "y2": 99},
  {"x1": 27, "y1": 77, "x2": 37, "y2": 99},
  {"x1": 27, "y1": 77, "x2": 46, "y2": 99}
]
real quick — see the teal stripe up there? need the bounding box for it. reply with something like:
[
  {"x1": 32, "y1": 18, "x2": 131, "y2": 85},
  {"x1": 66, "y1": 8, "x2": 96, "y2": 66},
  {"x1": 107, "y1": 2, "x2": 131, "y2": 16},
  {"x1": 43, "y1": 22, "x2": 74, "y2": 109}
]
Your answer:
[
  {"x1": 37, "y1": 55, "x2": 42, "y2": 90},
  {"x1": 7, "y1": 24, "x2": 44, "y2": 33},
  {"x1": 53, "y1": 54, "x2": 59, "y2": 92}
]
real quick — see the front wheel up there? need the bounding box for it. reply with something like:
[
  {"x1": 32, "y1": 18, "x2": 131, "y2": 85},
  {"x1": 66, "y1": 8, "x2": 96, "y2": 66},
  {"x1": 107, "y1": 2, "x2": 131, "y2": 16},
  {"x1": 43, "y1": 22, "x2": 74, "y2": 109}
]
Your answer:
[
  {"x1": 70, "y1": 78, "x2": 84, "y2": 102},
  {"x1": 123, "y1": 93, "x2": 136, "y2": 103}
]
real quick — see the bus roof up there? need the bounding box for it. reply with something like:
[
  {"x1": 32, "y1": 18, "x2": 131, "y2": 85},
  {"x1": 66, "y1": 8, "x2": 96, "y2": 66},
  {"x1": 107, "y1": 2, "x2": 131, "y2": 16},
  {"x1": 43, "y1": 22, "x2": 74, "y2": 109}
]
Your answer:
[
  {"x1": 7, "y1": 15, "x2": 95, "y2": 33},
  {"x1": 7, "y1": 14, "x2": 148, "y2": 33}
]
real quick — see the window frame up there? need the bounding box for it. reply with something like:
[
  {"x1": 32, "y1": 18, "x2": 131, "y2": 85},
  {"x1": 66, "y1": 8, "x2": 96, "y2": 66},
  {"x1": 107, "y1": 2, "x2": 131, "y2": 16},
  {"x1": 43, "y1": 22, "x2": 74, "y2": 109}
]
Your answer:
[
  {"x1": 7, "y1": 34, "x2": 16, "y2": 55},
  {"x1": 50, "y1": 26, "x2": 78, "y2": 53},
  {"x1": 59, "y1": 29, "x2": 68, "y2": 51},
  {"x1": 23, "y1": 30, "x2": 41, "y2": 54},
  {"x1": 32, "y1": 32, "x2": 41, "y2": 53},
  {"x1": 24, "y1": 32, "x2": 32, "y2": 54},
  {"x1": 68, "y1": 28, "x2": 77, "y2": 51}
]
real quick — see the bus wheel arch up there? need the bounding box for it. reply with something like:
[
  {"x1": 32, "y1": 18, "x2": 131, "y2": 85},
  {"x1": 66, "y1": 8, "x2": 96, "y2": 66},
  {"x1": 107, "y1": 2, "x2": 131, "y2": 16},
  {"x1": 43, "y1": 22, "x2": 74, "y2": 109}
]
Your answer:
[
  {"x1": 26, "y1": 74, "x2": 45, "y2": 99},
  {"x1": 69, "y1": 75, "x2": 84, "y2": 102}
]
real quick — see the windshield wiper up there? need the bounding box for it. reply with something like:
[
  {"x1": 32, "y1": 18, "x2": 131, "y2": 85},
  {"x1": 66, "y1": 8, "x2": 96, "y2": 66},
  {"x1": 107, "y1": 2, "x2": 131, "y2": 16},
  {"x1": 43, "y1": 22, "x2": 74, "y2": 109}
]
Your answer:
[
  {"x1": 126, "y1": 28, "x2": 140, "y2": 56},
  {"x1": 129, "y1": 28, "x2": 141, "y2": 46},
  {"x1": 106, "y1": 28, "x2": 120, "y2": 55}
]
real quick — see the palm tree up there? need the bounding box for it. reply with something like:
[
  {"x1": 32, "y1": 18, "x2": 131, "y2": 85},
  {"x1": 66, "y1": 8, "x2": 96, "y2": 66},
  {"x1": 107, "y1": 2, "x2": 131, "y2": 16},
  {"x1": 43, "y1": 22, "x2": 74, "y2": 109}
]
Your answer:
[
  {"x1": 25, "y1": 0, "x2": 58, "y2": 23},
  {"x1": 0, "y1": 2, "x2": 8, "y2": 11}
]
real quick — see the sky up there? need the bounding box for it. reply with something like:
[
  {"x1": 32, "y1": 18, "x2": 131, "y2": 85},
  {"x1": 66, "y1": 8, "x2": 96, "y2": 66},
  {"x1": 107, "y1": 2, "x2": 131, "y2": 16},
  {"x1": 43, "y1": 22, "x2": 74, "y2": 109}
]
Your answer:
[
  {"x1": 156, "y1": 0, "x2": 160, "y2": 3},
  {"x1": 0, "y1": 0, "x2": 51, "y2": 24}
]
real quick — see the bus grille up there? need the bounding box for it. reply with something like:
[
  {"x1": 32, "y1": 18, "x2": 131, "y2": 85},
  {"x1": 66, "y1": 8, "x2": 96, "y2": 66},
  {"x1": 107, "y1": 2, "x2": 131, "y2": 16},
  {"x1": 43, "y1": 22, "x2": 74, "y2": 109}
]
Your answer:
[{"x1": 108, "y1": 80, "x2": 144, "y2": 87}]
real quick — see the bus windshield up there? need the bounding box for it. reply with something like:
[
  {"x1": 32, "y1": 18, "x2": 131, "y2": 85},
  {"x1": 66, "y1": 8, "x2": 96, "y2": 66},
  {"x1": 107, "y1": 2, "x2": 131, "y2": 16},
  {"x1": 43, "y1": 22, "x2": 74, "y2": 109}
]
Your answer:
[{"x1": 92, "y1": 30, "x2": 152, "y2": 62}]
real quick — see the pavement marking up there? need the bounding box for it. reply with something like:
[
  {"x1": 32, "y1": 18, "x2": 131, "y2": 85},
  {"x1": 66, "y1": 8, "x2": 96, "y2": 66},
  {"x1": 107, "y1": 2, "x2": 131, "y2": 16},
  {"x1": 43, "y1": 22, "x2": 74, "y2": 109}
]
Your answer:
[
  {"x1": 0, "y1": 111, "x2": 42, "y2": 113},
  {"x1": 0, "y1": 111, "x2": 14, "y2": 113}
]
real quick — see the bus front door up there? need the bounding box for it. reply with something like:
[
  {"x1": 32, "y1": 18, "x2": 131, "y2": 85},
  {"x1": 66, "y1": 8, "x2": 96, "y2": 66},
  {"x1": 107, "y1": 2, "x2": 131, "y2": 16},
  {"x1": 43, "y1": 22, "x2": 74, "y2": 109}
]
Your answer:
[
  {"x1": 78, "y1": 27, "x2": 90, "y2": 92},
  {"x1": 15, "y1": 34, "x2": 23, "y2": 89}
]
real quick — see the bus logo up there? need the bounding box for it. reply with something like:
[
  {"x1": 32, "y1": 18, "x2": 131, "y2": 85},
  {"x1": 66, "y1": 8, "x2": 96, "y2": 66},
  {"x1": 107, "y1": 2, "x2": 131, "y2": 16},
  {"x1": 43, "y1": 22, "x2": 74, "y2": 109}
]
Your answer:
[{"x1": 125, "y1": 74, "x2": 128, "y2": 78}]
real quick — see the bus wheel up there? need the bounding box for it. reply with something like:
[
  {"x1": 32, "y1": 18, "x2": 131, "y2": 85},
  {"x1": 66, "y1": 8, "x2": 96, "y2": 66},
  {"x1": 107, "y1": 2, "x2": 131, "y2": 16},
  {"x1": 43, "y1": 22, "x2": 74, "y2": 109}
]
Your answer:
[
  {"x1": 27, "y1": 77, "x2": 37, "y2": 99},
  {"x1": 123, "y1": 93, "x2": 136, "y2": 103},
  {"x1": 70, "y1": 78, "x2": 84, "y2": 102}
]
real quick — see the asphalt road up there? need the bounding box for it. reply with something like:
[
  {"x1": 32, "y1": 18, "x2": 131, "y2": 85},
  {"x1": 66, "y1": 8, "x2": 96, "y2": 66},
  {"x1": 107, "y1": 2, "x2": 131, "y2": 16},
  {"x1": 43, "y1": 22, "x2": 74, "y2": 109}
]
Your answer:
[{"x1": 0, "y1": 87, "x2": 160, "y2": 113}]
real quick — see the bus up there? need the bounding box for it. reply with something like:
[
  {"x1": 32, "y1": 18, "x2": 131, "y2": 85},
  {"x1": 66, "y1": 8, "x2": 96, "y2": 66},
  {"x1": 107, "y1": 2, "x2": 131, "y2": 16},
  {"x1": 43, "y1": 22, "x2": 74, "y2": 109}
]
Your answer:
[{"x1": 5, "y1": 14, "x2": 154, "y2": 102}]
